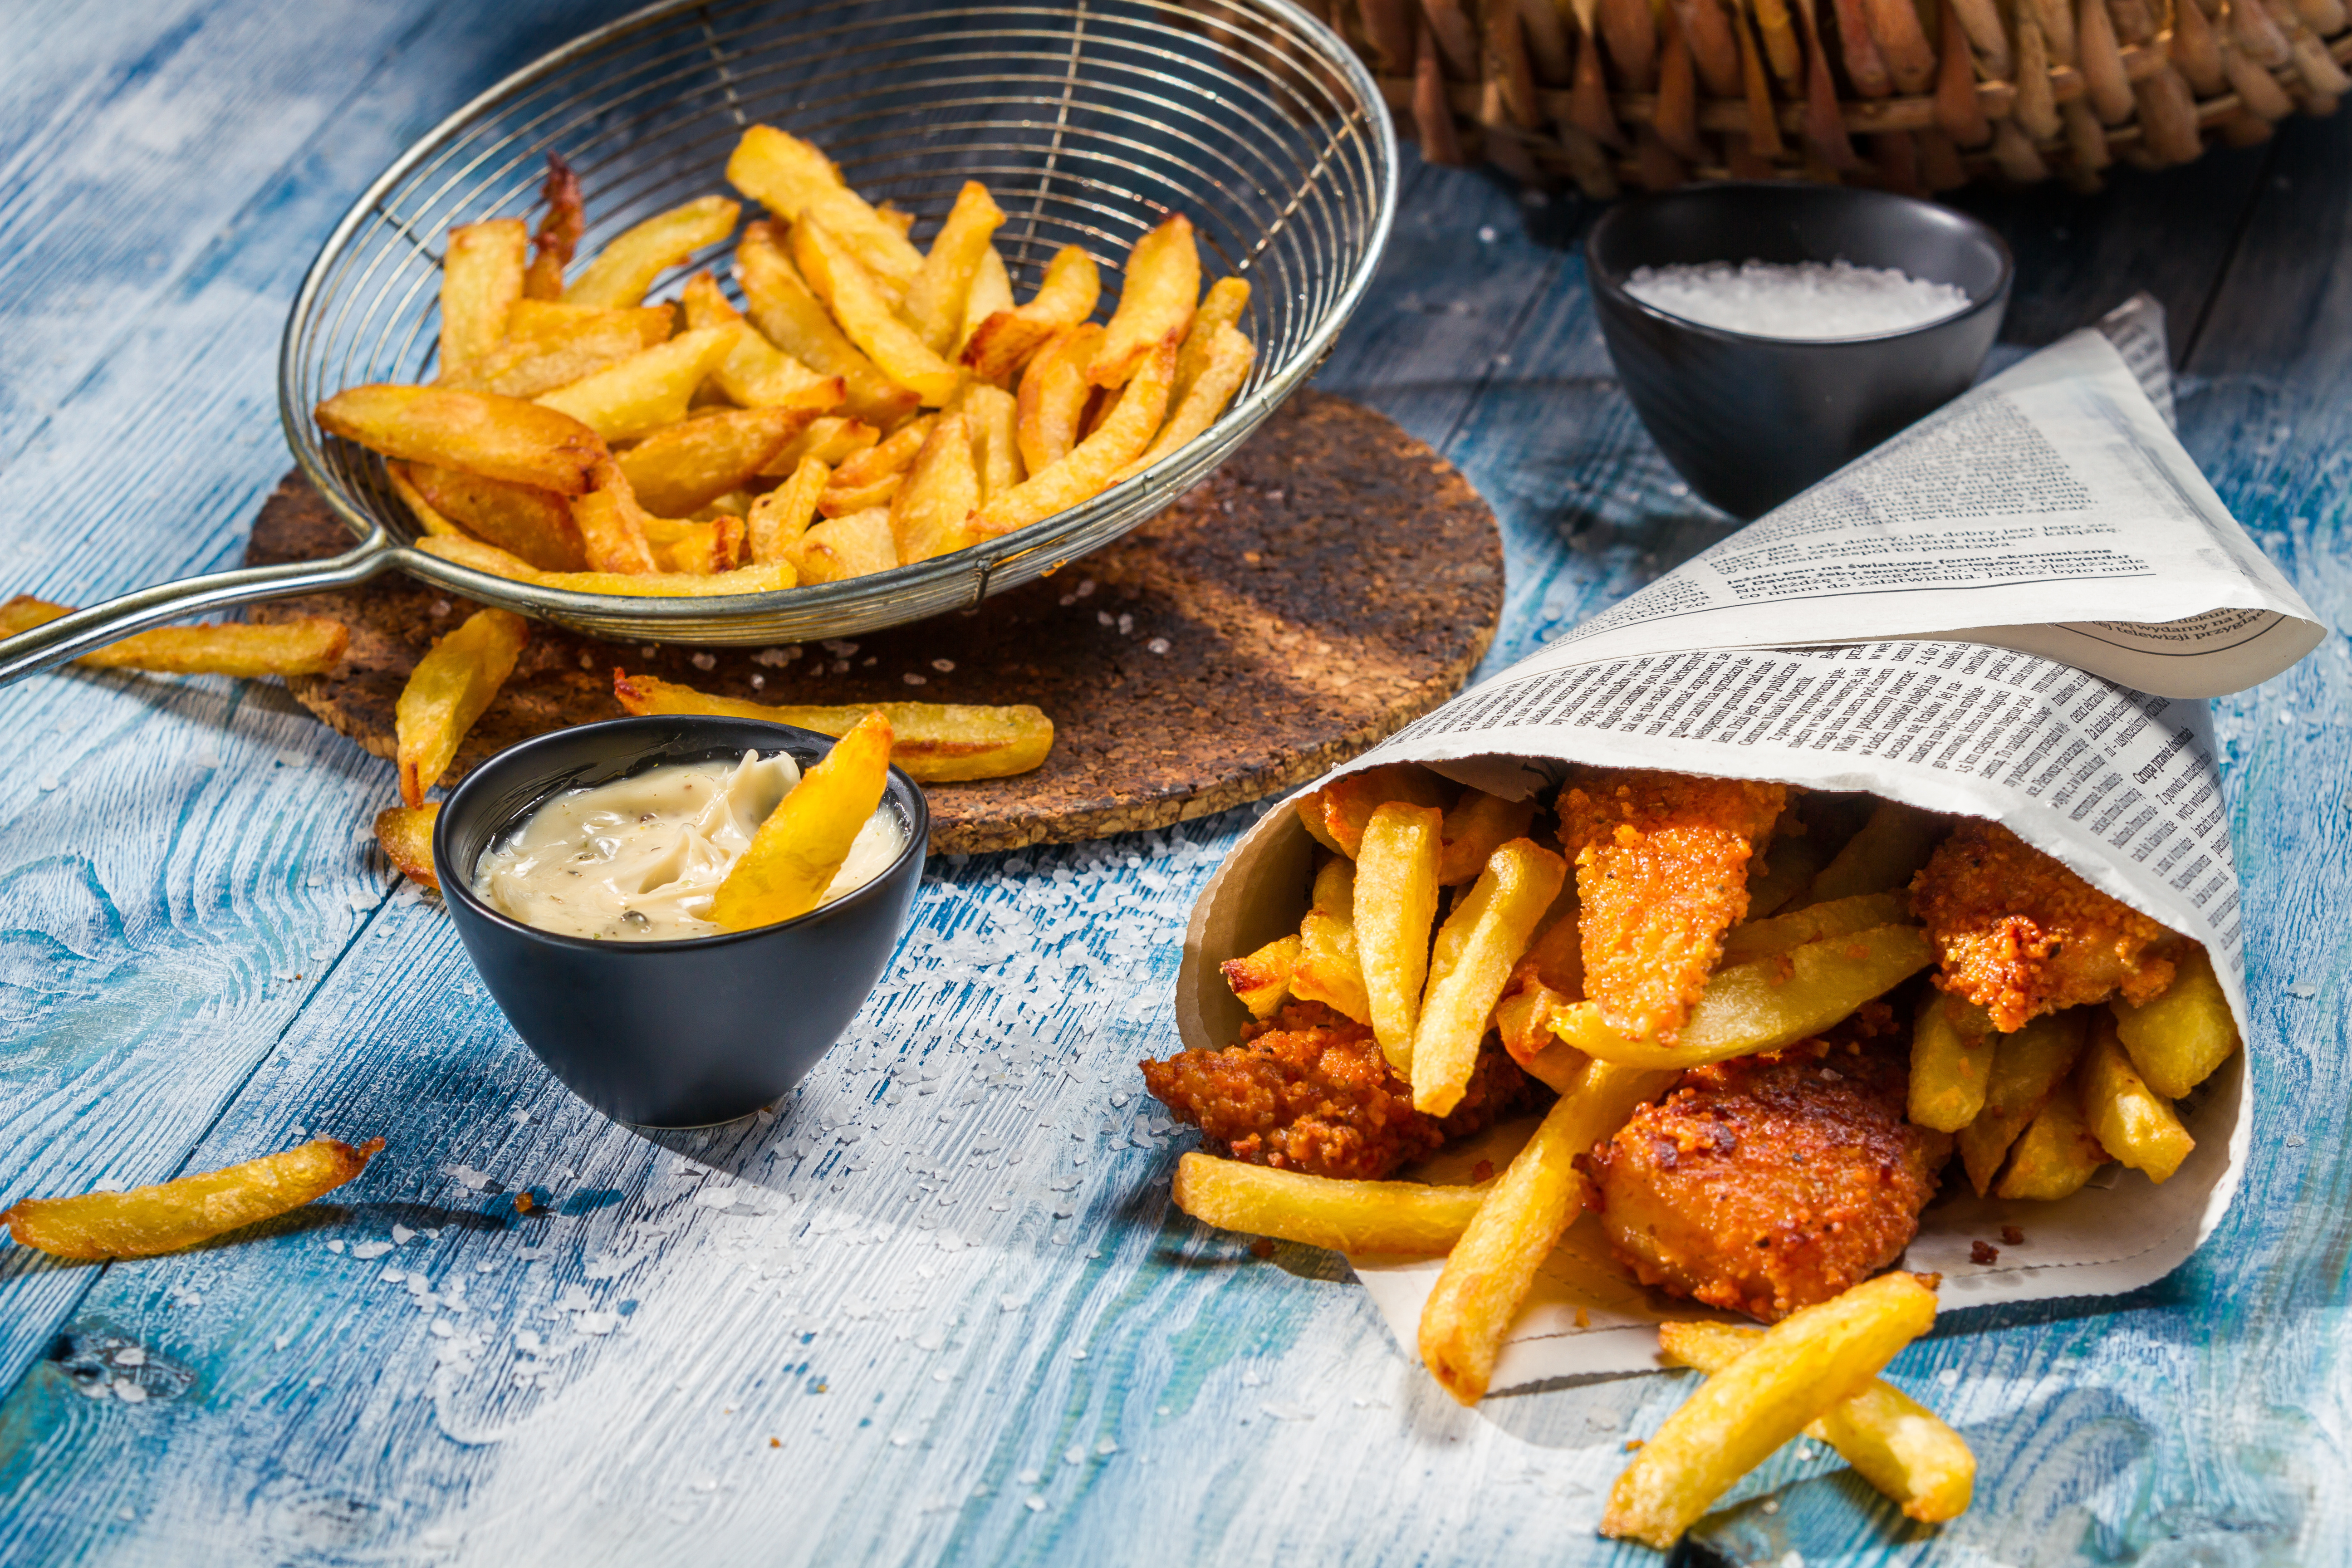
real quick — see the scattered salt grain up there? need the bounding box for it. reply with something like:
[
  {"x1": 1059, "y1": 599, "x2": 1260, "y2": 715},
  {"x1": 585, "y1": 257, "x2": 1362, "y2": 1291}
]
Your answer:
[
  {"x1": 93, "y1": 1177, "x2": 127, "y2": 1193},
  {"x1": 114, "y1": 1382, "x2": 148, "y2": 1404},
  {"x1": 1624, "y1": 260, "x2": 1970, "y2": 340},
  {"x1": 391, "y1": 1224, "x2": 416, "y2": 1245},
  {"x1": 352, "y1": 1241, "x2": 394, "y2": 1260},
  {"x1": 326, "y1": 1239, "x2": 346, "y2": 1254},
  {"x1": 111, "y1": 1348, "x2": 146, "y2": 1367},
  {"x1": 1936, "y1": 1367, "x2": 1960, "y2": 1387},
  {"x1": 903, "y1": 673, "x2": 927, "y2": 686},
  {"x1": 691, "y1": 652, "x2": 716, "y2": 671},
  {"x1": 2285, "y1": 980, "x2": 2318, "y2": 998}
]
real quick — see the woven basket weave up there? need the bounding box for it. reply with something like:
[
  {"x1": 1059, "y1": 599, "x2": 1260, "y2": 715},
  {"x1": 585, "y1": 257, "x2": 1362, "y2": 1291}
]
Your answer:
[{"x1": 1202, "y1": 0, "x2": 2351, "y2": 193}]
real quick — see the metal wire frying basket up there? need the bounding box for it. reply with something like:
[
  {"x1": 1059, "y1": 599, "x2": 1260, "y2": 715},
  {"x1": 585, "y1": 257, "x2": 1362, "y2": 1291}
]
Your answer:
[{"x1": 0, "y1": 0, "x2": 1394, "y2": 680}]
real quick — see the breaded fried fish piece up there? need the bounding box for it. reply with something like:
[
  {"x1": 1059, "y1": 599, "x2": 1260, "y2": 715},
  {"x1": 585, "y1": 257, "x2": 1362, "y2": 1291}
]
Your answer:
[
  {"x1": 1557, "y1": 768, "x2": 1787, "y2": 1043},
  {"x1": 1911, "y1": 819, "x2": 2181, "y2": 1034}
]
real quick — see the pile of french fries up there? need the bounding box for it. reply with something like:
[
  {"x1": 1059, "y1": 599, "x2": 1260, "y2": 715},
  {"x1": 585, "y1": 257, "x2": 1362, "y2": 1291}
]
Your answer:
[
  {"x1": 1175, "y1": 765, "x2": 2245, "y2": 1546},
  {"x1": 317, "y1": 126, "x2": 1256, "y2": 599}
]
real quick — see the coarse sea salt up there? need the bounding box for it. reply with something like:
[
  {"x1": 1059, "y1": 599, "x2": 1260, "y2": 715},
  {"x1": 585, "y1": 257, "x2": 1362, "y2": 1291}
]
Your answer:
[{"x1": 1623, "y1": 260, "x2": 1970, "y2": 340}]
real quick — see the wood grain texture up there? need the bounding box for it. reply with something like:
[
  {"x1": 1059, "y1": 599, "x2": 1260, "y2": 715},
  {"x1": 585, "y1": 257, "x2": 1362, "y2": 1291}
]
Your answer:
[
  {"x1": 241, "y1": 392, "x2": 1504, "y2": 853},
  {"x1": 0, "y1": 5, "x2": 2348, "y2": 1563}
]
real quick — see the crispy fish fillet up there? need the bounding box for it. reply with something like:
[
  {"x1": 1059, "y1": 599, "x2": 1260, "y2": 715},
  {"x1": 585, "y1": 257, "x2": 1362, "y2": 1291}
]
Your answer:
[
  {"x1": 1585, "y1": 1019, "x2": 1948, "y2": 1323},
  {"x1": 1911, "y1": 819, "x2": 2181, "y2": 1033},
  {"x1": 1557, "y1": 767, "x2": 1788, "y2": 1042},
  {"x1": 1141, "y1": 1002, "x2": 1529, "y2": 1181}
]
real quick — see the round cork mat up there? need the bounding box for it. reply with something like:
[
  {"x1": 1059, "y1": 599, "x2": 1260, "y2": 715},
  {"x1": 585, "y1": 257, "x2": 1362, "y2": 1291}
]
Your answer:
[{"x1": 246, "y1": 390, "x2": 1502, "y2": 853}]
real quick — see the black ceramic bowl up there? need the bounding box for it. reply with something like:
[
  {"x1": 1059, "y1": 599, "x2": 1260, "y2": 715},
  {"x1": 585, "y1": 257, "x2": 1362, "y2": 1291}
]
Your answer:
[
  {"x1": 1586, "y1": 183, "x2": 2013, "y2": 519},
  {"x1": 435, "y1": 715, "x2": 928, "y2": 1127}
]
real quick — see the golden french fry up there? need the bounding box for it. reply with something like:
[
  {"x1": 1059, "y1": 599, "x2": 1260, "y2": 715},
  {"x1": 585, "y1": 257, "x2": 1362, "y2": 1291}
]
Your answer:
[
  {"x1": 1090, "y1": 214, "x2": 1200, "y2": 387},
  {"x1": 617, "y1": 406, "x2": 813, "y2": 515},
  {"x1": 1113, "y1": 323, "x2": 1252, "y2": 480},
  {"x1": 522, "y1": 152, "x2": 583, "y2": 301},
  {"x1": 1172, "y1": 1152, "x2": 1491, "y2": 1254},
  {"x1": 1174, "y1": 274, "x2": 1251, "y2": 404},
  {"x1": 613, "y1": 672, "x2": 1054, "y2": 781},
  {"x1": 1602, "y1": 1274, "x2": 1942, "y2": 1547},
  {"x1": 1016, "y1": 323, "x2": 1106, "y2": 475},
  {"x1": 562, "y1": 195, "x2": 740, "y2": 309},
  {"x1": 832, "y1": 412, "x2": 936, "y2": 488},
  {"x1": 439, "y1": 219, "x2": 528, "y2": 381},
  {"x1": 818, "y1": 472, "x2": 905, "y2": 518},
  {"x1": 448, "y1": 305, "x2": 672, "y2": 400},
  {"x1": 789, "y1": 216, "x2": 962, "y2": 406},
  {"x1": 2081, "y1": 1012, "x2": 2195, "y2": 1182},
  {"x1": 875, "y1": 200, "x2": 916, "y2": 238},
  {"x1": 569, "y1": 459, "x2": 659, "y2": 573},
  {"x1": 961, "y1": 382, "x2": 1022, "y2": 500},
  {"x1": 505, "y1": 298, "x2": 675, "y2": 346},
  {"x1": 1553, "y1": 925, "x2": 1934, "y2": 1069},
  {"x1": 1413, "y1": 839, "x2": 1566, "y2": 1114},
  {"x1": 386, "y1": 462, "x2": 464, "y2": 539},
  {"x1": 1720, "y1": 891, "x2": 1910, "y2": 963},
  {"x1": 959, "y1": 244, "x2": 1102, "y2": 383},
  {"x1": 889, "y1": 411, "x2": 981, "y2": 564},
  {"x1": 1908, "y1": 990, "x2": 1995, "y2": 1132},
  {"x1": 1743, "y1": 819, "x2": 1828, "y2": 918},
  {"x1": 396, "y1": 608, "x2": 528, "y2": 808},
  {"x1": 0, "y1": 598, "x2": 348, "y2": 678},
  {"x1": 1220, "y1": 933, "x2": 1301, "y2": 1019},
  {"x1": 1307, "y1": 763, "x2": 1455, "y2": 857},
  {"x1": 400, "y1": 461, "x2": 588, "y2": 571},
  {"x1": 764, "y1": 414, "x2": 879, "y2": 476},
  {"x1": 1994, "y1": 1074, "x2": 2108, "y2": 1200},
  {"x1": 533, "y1": 324, "x2": 740, "y2": 442},
  {"x1": 748, "y1": 456, "x2": 828, "y2": 565},
  {"x1": 2111, "y1": 943, "x2": 2239, "y2": 1098},
  {"x1": 972, "y1": 336, "x2": 1174, "y2": 536},
  {"x1": 1433, "y1": 791, "x2": 1537, "y2": 887},
  {"x1": 3, "y1": 1137, "x2": 385, "y2": 1261},
  {"x1": 711, "y1": 710, "x2": 895, "y2": 929},
  {"x1": 1295, "y1": 791, "x2": 1347, "y2": 856},
  {"x1": 735, "y1": 221, "x2": 921, "y2": 427},
  {"x1": 1420, "y1": 1059, "x2": 1679, "y2": 1403},
  {"x1": 1291, "y1": 858, "x2": 1372, "y2": 1024},
  {"x1": 678, "y1": 272, "x2": 846, "y2": 411},
  {"x1": 418, "y1": 534, "x2": 794, "y2": 596},
  {"x1": 903, "y1": 181, "x2": 1007, "y2": 354},
  {"x1": 1957, "y1": 1007, "x2": 2089, "y2": 1195},
  {"x1": 375, "y1": 801, "x2": 441, "y2": 891},
  {"x1": 644, "y1": 512, "x2": 745, "y2": 575},
  {"x1": 788, "y1": 505, "x2": 898, "y2": 584},
  {"x1": 1659, "y1": 1319, "x2": 1975, "y2": 1524},
  {"x1": 1806, "y1": 799, "x2": 1947, "y2": 903},
  {"x1": 957, "y1": 244, "x2": 1014, "y2": 356},
  {"x1": 725, "y1": 125, "x2": 925, "y2": 293},
  {"x1": 1356, "y1": 800, "x2": 1445, "y2": 1070},
  {"x1": 315, "y1": 385, "x2": 607, "y2": 495},
  {"x1": 1496, "y1": 991, "x2": 1587, "y2": 1093}
]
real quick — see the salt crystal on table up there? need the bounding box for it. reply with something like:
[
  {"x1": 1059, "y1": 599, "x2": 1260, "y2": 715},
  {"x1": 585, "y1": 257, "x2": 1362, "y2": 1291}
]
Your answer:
[{"x1": 1623, "y1": 260, "x2": 1970, "y2": 340}]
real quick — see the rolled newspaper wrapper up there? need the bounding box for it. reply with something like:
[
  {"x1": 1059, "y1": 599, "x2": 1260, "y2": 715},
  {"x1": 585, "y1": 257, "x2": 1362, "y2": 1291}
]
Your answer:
[{"x1": 1176, "y1": 297, "x2": 2315, "y2": 1383}]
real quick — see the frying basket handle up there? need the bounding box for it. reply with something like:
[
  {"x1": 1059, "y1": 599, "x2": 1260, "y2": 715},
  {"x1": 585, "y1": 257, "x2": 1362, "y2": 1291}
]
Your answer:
[{"x1": 0, "y1": 533, "x2": 396, "y2": 687}]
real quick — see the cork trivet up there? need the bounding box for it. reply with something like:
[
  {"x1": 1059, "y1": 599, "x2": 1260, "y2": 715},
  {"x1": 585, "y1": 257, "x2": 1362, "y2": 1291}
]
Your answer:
[{"x1": 246, "y1": 390, "x2": 1502, "y2": 853}]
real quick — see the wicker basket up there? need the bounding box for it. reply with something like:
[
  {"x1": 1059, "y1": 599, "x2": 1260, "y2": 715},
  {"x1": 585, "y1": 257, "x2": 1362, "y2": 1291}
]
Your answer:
[{"x1": 1212, "y1": 0, "x2": 2351, "y2": 194}]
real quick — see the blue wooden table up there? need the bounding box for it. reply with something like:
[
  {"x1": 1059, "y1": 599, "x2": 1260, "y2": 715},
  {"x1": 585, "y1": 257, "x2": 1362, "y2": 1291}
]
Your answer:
[{"x1": 2, "y1": 5, "x2": 2347, "y2": 1563}]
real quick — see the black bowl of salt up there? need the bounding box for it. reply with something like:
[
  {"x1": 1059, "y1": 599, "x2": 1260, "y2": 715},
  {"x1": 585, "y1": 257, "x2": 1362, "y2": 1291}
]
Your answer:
[{"x1": 1586, "y1": 184, "x2": 2012, "y2": 519}]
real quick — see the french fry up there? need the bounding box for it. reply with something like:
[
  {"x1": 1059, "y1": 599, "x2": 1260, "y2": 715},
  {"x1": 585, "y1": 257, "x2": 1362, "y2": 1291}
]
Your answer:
[
  {"x1": 1720, "y1": 891, "x2": 1910, "y2": 962},
  {"x1": 1413, "y1": 838, "x2": 1567, "y2": 1114},
  {"x1": 1114, "y1": 323, "x2": 1254, "y2": 481},
  {"x1": 832, "y1": 412, "x2": 935, "y2": 488},
  {"x1": 678, "y1": 272, "x2": 847, "y2": 411},
  {"x1": 449, "y1": 306, "x2": 673, "y2": 399},
  {"x1": 959, "y1": 244, "x2": 1102, "y2": 383},
  {"x1": 617, "y1": 406, "x2": 813, "y2": 516},
  {"x1": 1306, "y1": 763, "x2": 1455, "y2": 857},
  {"x1": 2, "y1": 1138, "x2": 385, "y2": 1261},
  {"x1": 1602, "y1": 1274, "x2": 1942, "y2": 1546},
  {"x1": 396, "y1": 608, "x2": 528, "y2": 807},
  {"x1": 1908, "y1": 990, "x2": 1996, "y2": 1132},
  {"x1": 2081, "y1": 1012, "x2": 2195, "y2": 1182},
  {"x1": 386, "y1": 462, "x2": 464, "y2": 539},
  {"x1": 1221, "y1": 934, "x2": 1301, "y2": 1019},
  {"x1": 1016, "y1": 323, "x2": 1106, "y2": 476},
  {"x1": 1553, "y1": 925, "x2": 1934, "y2": 1069},
  {"x1": 764, "y1": 415, "x2": 878, "y2": 477},
  {"x1": 1356, "y1": 800, "x2": 1445, "y2": 1070},
  {"x1": 710, "y1": 710, "x2": 895, "y2": 930},
  {"x1": 375, "y1": 801, "x2": 440, "y2": 891},
  {"x1": 1173, "y1": 275, "x2": 1251, "y2": 404},
  {"x1": 562, "y1": 195, "x2": 740, "y2": 309},
  {"x1": 973, "y1": 337, "x2": 1175, "y2": 537},
  {"x1": 438, "y1": 219, "x2": 529, "y2": 382},
  {"x1": 644, "y1": 512, "x2": 745, "y2": 575},
  {"x1": 612, "y1": 671, "x2": 1054, "y2": 781},
  {"x1": 1172, "y1": 1152, "x2": 1491, "y2": 1254},
  {"x1": 400, "y1": 461, "x2": 588, "y2": 571},
  {"x1": 1659, "y1": 1319, "x2": 1975, "y2": 1524},
  {"x1": 1090, "y1": 214, "x2": 1200, "y2": 387},
  {"x1": 787, "y1": 505, "x2": 898, "y2": 584},
  {"x1": 875, "y1": 200, "x2": 916, "y2": 238},
  {"x1": 789, "y1": 216, "x2": 962, "y2": 406},
  {"x1": 961, "y1": 382, "x2": 1022, "y2": 500},
  {"x1": 1420, "y1": 1058, "x2": 1679, "y2": 1403},
  {"x1": 735, "y1": 221, "x2": 921, "y2": 427},
  {"x1": 889, "y1": 411, "x2": 981, "y2": 564},
  {"x1": 417, "y1": 534, "x2": 795, "y2": 596},
  {"x1": 748, "y1": 456, "x2": 828, "y2": 564},
  {"x1": 903, "y1": 181, "x2": 1007, "y2": 354},
  {"x1": 2111, "y1": 943, "x2": 2239, "y2": 1098},
  {"x1": 957, "y1": 245, "x2": 1014, "y2": 356},
  {"x1": 533, "y1": 324, "x2": 740, "y2": 442},
  {"x1": 725, "y1": 125, "x2": 925, "y2": 294},
  {"x1": 315, "y1": 385, "x2": 607, "y2": 495},
  {"x1": 1291, "y1": 858, "x2": 1372, "y2": 1025},
  {"x1": 1956, "y1": 1007, "x2": 2088, "y2": 1196},
  {"x1": 818, "y1": 472, "x2": 905, "y2": 518},
  {"x1": 521, "y1": 151, "x2": 584, "y2": 301},
  {"x1": 1496, "y1": 991, "x2": 1586, "y2": 1093},
  {"x1": 570, "y1": 459, "x2": 659, "y2": 574},
  {"x1": 1993, "y1": 1074, "x2": 2108, "y2": 1200},
  {"x1": 0, "y1": 597, "x2": 348, "y2": 678},
  {"x1": 1436, "y1": 790, "x2": 1539, "y2": 885},
  {"x1": 505, "y1": 299, "x2": 675, "y2": 346},
  {"x1": 1742, "y1": 819, "x2": 1827, "y2": 918},
  {"x1": 1806, "y1": 799, "x2": 1947, "y2": 902}
]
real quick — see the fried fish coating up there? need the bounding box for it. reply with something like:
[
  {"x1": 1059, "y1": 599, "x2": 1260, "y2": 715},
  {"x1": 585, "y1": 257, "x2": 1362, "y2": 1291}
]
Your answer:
[
  {"x1": 1557, "y1": 768, "x2": 1788, "y2": 1043},
  {"x1": 1585, "y1": 1023, "x2": 1947, "y2": 1323},
  {"x1": 1910, "y1": 819, "x2": 2181, "y2": 1034},
  {"x1": 1141, "y1": 1002, "x2": 1530, "y2": 1181}
]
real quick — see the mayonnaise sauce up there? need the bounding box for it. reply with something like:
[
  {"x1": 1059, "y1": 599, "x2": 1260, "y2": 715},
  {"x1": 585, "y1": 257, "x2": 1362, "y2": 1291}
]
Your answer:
[{"x1": 470, "y1": 750, "x2": 904, "y2": 941}]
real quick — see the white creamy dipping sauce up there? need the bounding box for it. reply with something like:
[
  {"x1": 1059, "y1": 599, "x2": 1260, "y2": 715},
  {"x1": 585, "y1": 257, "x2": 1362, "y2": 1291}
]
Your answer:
[{"x1": 471, "y1": 750, "x2": 903, "y2": 941}]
